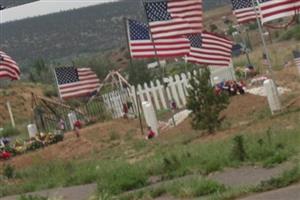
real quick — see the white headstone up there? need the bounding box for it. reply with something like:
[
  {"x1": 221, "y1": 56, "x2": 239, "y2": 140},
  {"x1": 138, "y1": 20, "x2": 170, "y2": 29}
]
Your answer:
[
  {"x1": 263, "y1": 79, "x2": 281, "y2": 114},
  {"x1": 68, "y1": 112, "x2": 77, "y2": 130},
  {"x1": 142, "y1": 101, "x2": 159, "y2": 135},
  {"x1": 27, "y1": 124, "x2": 38, "y2": 138}
]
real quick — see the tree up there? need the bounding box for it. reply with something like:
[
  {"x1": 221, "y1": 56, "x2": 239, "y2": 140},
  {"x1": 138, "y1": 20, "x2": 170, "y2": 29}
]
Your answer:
[
  {"x1": 126, "y1": 60, "x2": 154, "y2": 86},
  {"x1": 186, "y1": 68, "x2": 229, "y2": 133},
  {"x1": 29, "y1": 59, "x2": 52, "y2": 84}
]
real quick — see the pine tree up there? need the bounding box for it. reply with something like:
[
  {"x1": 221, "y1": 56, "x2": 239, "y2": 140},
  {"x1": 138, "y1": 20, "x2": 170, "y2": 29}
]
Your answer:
[{"x1": 186, "y1": 68, "x2": 229, "y2": 133}]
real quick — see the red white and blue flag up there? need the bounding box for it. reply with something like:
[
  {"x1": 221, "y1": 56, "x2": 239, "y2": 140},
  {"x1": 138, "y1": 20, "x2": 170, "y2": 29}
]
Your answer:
[
  {"x1": 186, "y1": 32, "x2": 233, "y2": 67},
  {"x1": 258, "y1": 0, "x2": 300, "y2": 24},
  {"x1": 144, "y1": 0, "x2": 202, "y2": 39},
  {"x1": 0, "y1": 51, "x2": 20, "y2": 80},
  {"x1": 167, "y1": 0, "x2": 203, "y2": 33},
  {"x1": 55, "y1": 67, "x2": 100, "y2": 100},
  {"x1": 127, "y1": 19, "x2": 190, "y2": 58},
  {"x1": 231, "y1": 0, "x2": 259, "y2": 24}
]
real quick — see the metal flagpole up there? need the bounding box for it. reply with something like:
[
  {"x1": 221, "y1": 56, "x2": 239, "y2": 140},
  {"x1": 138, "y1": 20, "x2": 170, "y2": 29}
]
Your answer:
[
  {"x1": 251, "y1": 0, "x2": 275, "y2": 80},
  {"x1": 251, "y1": 0, "x2": 281, "y2": 109},
  {"x1": 52, "y1": 65, "x2": 62, "y2": 100},
  {"x1": 142, "y1": 0, "x2": 177, "y2": 127},
  {"x1": 240, "y1": 25, "x2": 252, "y2": 66},
  {"x1": 141, "y1": 0, "x2": 164, "y2": 78},
  {"x1": 124, "y1": 17, "x2": 144, "y2": 135}
]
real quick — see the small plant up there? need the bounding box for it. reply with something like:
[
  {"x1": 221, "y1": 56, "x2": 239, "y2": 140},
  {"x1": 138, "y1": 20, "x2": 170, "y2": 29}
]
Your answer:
[
  {"x1": 0, "y1": 125, "x2": 20, "y2": 137},
  {"x1": 231, "y1": 135, "x2": 247, "y2": 161},
  {"x1": 163, "y1": 154, "x2": 180, "y2": 173},
  {"x1": 187, "y1": 68, "x2": 229, "y2": 133},
  {"x1": 3, "y1": 164, "x2": 15, "y2": 179},
  {"x1": 254, "y1": 167, "x2": 300, "y2": 192},
  {"x1": 43, "y1": 86, "x2": 58, "y2": 97}
]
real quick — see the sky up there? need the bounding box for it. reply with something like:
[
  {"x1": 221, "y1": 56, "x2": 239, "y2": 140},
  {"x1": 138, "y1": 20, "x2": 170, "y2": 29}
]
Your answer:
[{"x1": 0, "y1": 0, "x2": 118, "y2": 24}]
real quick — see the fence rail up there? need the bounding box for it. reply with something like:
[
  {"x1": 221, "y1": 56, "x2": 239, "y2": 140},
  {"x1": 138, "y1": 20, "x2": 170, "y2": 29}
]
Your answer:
[
  {"x1": 129, "y1": 66, "x2": 236, "y2": 112},
  {"x1": 32, "y1": 65, "x2": 235, "y2": 132}
]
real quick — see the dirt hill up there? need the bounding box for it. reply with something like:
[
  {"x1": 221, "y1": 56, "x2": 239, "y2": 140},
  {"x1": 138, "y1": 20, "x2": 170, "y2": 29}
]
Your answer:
[{"x1": 0, "y1": 83, "x2": 43, "y2": 127}]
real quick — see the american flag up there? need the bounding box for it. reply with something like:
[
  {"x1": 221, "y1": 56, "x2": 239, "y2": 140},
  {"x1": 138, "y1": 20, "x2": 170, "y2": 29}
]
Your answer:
[
  {"x1": 0, "y1": 51, "x2": 20, "y2": 80},
  {"x1": 55, "y1": 67, "x2": 100, "y2": 100},
  {"x1": 186, "y1": 32, "x2": 233, "y2": 66},
  {"x1": 294, "y1": 50, "x2": 300, "y2": 69},
  {"x1": 144, "y1": 0, "x2": 202, "y2": 39},
  {"x1": 231, "y1": 0, "x2": 259, "y2": 24},
  {"x1": 127, "y1": 19, "x2": 190, "y2": 58},
  {"x1": 168, "y1": 0, "x2": 203, "y2": 33},
  {"x1": 259, "y1": 0, "x2": 300, "y2": 24}
]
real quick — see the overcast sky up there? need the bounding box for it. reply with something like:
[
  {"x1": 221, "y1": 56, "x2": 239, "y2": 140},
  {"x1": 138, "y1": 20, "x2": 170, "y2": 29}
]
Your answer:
[{"x1": 0, "y1": 0, "x2": 118, "y2": 24}]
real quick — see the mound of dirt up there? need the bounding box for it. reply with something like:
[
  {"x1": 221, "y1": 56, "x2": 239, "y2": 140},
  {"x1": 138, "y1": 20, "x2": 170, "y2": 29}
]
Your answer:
[
  {"x1": 2, "y1": 119, "x2": 142, "y2": 169},
  {"x1": 0, "y1": 83, "x2": 44, "y2": 126},
  {"x1": 222, "y1": 94, "x2": 268, "y2": 121}
]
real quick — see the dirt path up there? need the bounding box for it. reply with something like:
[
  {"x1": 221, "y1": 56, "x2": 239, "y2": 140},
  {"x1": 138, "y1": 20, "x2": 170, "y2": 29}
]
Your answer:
[
  {"x1": 0, "y1": 184, "x2": 97, "y2": 200},
  {"x1": 0, "y1": 162, "x2": 294, "y2": 200},
  {"x1": 121, "y1": 162, "x2": 294, "y2": 198},
  {"x1": 209, "y1": 162, "x2": 294, "y2": 187},
  {"x1": 238, "y1": 183, "x2": 300, "y2": 200}
]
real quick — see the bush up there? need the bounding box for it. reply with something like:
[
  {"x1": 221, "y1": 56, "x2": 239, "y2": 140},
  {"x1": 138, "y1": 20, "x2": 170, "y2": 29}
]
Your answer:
[
  {"x1": 231, "y1": 135, "x2": 247, "y2": 162},
  {"x1": 186, "y1": 68, "x2": 229, "y2": 133},
  {"x1": 167, "y1": 178, "x2": 225, "y2": 198},
  {"x1": 0, "y1": 125, "x2": 20, "y2": 137},
  {"x1": 97, "y1": 163, "x2": 148, "y2": 195},
  {"x1": 254, "y1": 167, "x2": 300, "y2": 192},
  {"x1": 3, "y1": 164, "x2": 15, "y2": 179},
  {"x1": 279, "y1": 25, "x2": 300, "y2": 41},
  {"x1": 43, "y1": 86, "x2": 58, "y2": 97}
]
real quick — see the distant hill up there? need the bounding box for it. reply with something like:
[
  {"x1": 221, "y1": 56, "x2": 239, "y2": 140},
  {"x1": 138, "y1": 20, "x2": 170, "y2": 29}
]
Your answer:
[
  {"x1": 0, "y1": 0, "x2": 37, "y2": 7},
  {"x1": 0, "y1": 0, "x2": 231, "y2": 67}
]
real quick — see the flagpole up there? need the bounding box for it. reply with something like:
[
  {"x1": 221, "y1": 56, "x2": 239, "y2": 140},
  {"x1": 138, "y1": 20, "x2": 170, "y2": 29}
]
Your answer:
[
  {"x1": 141, "y1": 0, "x2": 164, "y2": 78},
  {"x1": 239, "y1": 25, "x2": 252, "y2": 66},
  {"x1": 123, "y1": 17, "x2": 144, "y2": 135},
  {"x1": 251, "y1": 0, "x2": 275, "y2": 80},
  {"x1": 52, "y1": 65, "x2": 62, "y2": 100},
  {"x1": 252, "y1": 0, "x2": 281, "y2": 109}
]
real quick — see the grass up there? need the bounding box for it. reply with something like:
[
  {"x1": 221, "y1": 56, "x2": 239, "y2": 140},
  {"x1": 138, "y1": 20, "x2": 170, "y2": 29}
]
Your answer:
[
  {"x1": 208, "y1": 165, "x2": 300, "y2": 200},
  {"x1": 0, "y1": 125, "x2": 21, "y2": 137},
  {"x1": 119, "y1": 177, "x2": 225, "y2": 200},
  {"x1": 254, "y1": 166, "x2": 300, "y2": 193},
  {"x1": 1, "y1": 125, "x2": 300, "y2": 198}
]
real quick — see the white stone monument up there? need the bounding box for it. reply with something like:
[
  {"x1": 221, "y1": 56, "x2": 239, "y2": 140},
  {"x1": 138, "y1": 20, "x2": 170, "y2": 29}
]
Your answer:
[
  {"x1": 263, "y1": 79, "x2": 281, "y2": 114},
  {"x1": 27, "y1": 124, "x2": 38, "y2": 138},
  {"x1": 142, "y1": 101, "x2": 159, "y2": 135},
  {"x1": 68, "y1": 112, "x2": 77, "y2": 130}
]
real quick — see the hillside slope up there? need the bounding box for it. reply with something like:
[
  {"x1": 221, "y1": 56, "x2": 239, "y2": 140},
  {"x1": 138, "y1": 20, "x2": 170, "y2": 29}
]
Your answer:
[
  {"x1": 0, "y1": 0, "x2": 37, "y2": 7},
  {"x1": 0, "y1": 0, "x2": 230, "y2": 66}
]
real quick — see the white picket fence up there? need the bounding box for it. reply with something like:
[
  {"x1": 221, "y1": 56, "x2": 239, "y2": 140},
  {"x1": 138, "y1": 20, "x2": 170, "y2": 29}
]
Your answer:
[
  {"x1": 100, "y1": 65, "x2": 236, "y2": 118},
  {"x1": 129, "y1": 65, "x2": 236, "y2": 112}
]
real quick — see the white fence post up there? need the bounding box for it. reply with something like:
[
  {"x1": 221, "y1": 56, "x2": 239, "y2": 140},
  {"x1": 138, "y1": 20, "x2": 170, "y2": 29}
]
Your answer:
[
  {"x1": 156, "y1": 79, "x2": 168, "y2": 110},
  {"x1": 150, "y1": 81, "x2": 161, "y2": 110},
  {"x1": 175, "y1": 74, "x2": 186, "y2": 105},
  {"x1": 6, "y1": 101, "x2": 15, "y2": 128},
  {"x1": 99, "y1": 66, "x2": 236, "y2": 119}
]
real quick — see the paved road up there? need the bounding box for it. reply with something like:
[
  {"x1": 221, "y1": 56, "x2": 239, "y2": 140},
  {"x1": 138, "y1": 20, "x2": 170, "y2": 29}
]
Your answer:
[
  {"x1": 0, "y1": 184, "x2": 97, "y2": 200},
  {"x1": 239, "y1": 184, "x2": 300, "y2": 200}
]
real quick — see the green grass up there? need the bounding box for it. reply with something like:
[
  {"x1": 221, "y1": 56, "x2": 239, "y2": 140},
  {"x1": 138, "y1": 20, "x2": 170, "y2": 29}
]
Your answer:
[
  {"x1": 119, "y1": 177, "x2": 225, "y2": 200},
  {"x1": 279, "y1": 25, "x2": 300, "y2": 41},
  {"x1": 0, "y1": 125, "x2": 21, "y2": 137},
  {"x1": 1, "y1": 126, "x2": 300, "y2": 198},
  {"x1": 209, "y1": 165, "x2": 300, "y2": 200}
]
